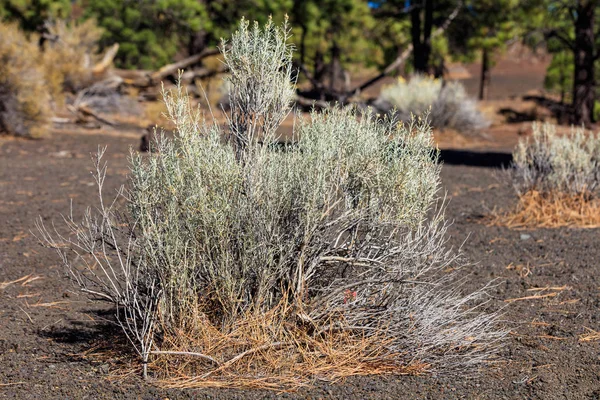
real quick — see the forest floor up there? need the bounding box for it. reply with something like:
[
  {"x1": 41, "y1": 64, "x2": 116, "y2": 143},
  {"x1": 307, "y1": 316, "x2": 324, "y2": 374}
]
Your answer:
[{"x1": 1, "y1": 55, "x2": 599, "y2": 399}]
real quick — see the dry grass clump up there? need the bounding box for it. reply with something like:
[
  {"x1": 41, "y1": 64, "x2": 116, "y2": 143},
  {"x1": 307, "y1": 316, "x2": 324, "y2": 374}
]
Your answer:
[
  {"x1": 0, "y1": 21, "x2": 52, "y2": 138},
  {"x1": 493, "y1": 123, "x2": 600, "y2": 228},
  {"x1": 150, "y1": 297, "x2": 416, "y2": 390},
  {"x1": 0, "y1": 19, "x2": 104, "y2": 138},
  {"x1": 492, "y1": 190, "x2": 600, "y2": 229},
  {"x1": 41, "y1": 19, "x2": 104, "y2": 100},
  {"x1": 38, "y1": 18, "x2": 504, "y2": 391},
  {"x1": 375, "y1": 75, "x2": 489, "y2": 133}
]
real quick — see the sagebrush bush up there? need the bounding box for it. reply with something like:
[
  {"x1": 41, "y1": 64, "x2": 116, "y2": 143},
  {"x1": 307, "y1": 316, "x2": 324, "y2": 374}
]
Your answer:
[
  {"x1": 41, "y1": 19, "x2": 104, "y2": 99},
  {"x1": 39, "y1": 18, "x2": 503, "y2": 388},
  {"x1": 512, "y1": 122, "x2": 600, "y2": 196},
  {"x1": 375, "y1": 75, "x2": 489, "y2": 133},
  {"x1": 0, "y1": 21, "x2": 52, "y2": 138}
]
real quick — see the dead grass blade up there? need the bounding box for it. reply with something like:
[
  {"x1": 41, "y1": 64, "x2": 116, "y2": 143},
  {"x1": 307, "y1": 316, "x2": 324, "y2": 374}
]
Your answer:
[
  {"x1": 579, "y1": 327, "x2": 600, "y2": 342},
  {"x1": 28, "y1": 301, "x2": 71, "y2": 308},
  {"x1": 17, "y1": 292, "x2": 41, "y2": 298},
  {"x1": 0, "y1": 275, "x2": 33, "y2": 290},
  {"x1": 526, "y1": 286, "x2": 569, "y2": 292},
  {"x1": 504, "y1": 293, "x2": 558, "y2": 303},
  {"x1": 150, "y1": 351, "x2": 221, "y2": 366},
  {"x1": 17, "y1": 306, "x2": 33, "y2": 324},
  {"x1": 0, "y1": 382, "x2": 26, "y2": 387},
  {"x1": 530, "y1": 319, "x2": 550, "y2": 327},
  {"x1": 536, "y1": 335, "x2": 567, "y2": 341},
  {"x1": 21, "y1": 275, "x2": 42, "y2": 286}
]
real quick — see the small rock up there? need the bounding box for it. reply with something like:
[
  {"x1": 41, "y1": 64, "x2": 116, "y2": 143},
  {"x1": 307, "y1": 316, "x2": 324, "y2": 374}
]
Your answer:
[
  {"x1": 49, "y1": 150, "x2": 71, "y2": 158},
  {"x1": 520, "y1": 234, "x2": 531, "y2": 240}
]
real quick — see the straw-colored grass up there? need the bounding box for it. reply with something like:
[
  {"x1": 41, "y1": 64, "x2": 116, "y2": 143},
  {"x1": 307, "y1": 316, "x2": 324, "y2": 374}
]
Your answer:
[
  {"x1": 148, "y1": 298, "x2": 424, "y2": 391},
  {"x1": 489, "y1": 190, "x2": 600, "y2": 229}
]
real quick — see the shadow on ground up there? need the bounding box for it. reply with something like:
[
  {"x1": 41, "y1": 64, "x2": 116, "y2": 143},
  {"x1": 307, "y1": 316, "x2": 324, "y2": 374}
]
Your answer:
[
  {"x1": 37, "y1": 307, "x2": 136, "y2": 363},
  {"x1": 439, "y1": 149, "x2": 513, "y2": 168}
]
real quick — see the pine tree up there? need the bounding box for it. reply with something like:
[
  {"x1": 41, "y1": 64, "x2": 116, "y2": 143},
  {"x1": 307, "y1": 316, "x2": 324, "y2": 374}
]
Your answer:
[
  {"x1": 0, "y1": 0, "x2": 71, "y2": 32},
  {"x1": 290, "y1": 0, "x2": 380, "y2": 98},
  {"x1": 523, "y1": 0, "x2": 599, "y2": 125},
  {"x1": 446, "y1": 0, "x2": 520, "y2": 100},
  {"x1": 81, "y1": 0, "x2": 210, "y2": 70}
]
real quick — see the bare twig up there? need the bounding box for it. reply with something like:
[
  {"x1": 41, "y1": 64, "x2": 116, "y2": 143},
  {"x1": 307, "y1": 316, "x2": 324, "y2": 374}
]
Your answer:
[{"x1": 150, "y1": 350, "x2": 221, "y2": 366}]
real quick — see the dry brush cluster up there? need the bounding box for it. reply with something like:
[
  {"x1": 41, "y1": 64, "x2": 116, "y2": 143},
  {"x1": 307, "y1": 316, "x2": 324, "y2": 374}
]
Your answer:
[
  {"x1": 0, "y1": 19, "x2": 104, "y2": 138},
  {"x1": 41, "y1": 19, "x2": 105, "y2": 102},
  {"x1": 38, "y1": 18, "x2": 505, "y2": 390},
  {"x1": 0, "y1": 22, "x2": 53, "y2": 138},
  {"x1": 374, "y1": 74, "x2": 489, "y2": 133},
  {"x1": 498, "y1": 122, "x2": 600, "y2": 228}
]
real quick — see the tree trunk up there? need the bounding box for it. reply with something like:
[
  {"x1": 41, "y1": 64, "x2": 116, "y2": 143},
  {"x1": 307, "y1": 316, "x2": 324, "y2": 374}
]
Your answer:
[
  {"x1": 559, "y1": 61, "x2": 565, "y2": 105},
  {"x1": 299, "y1": 23, "x2": 307, "y2": 67},
  {"x1": 411, "y1": 0, "x2": 434, "y2": 73},
  {"x1": 422, "y1": 0, "x2": 434, "y2": 72},
  {"x1": 187, "y1": 31, "x2": 207, "y2": 56},
  {"x1": 411, "y1": 2, "x2": 424, "y2": 72},
  {"x1": 479, "y1": 48, "x2": 490, "y2": 100},
  {"x1": 572, "y1": 1, "x2": 595, "y2": 126},
  {"x1": 329, "y1": 41, "x2": 340, "y2": 92},
  {"x1": 313, "y1": 50, "x2": 326, "y2": 100}
]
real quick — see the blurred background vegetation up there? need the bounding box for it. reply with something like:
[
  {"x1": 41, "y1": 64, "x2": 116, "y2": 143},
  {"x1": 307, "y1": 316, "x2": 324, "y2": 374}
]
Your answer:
[{"x1": 1, "y1": 0, "x2": 600, "y2": 127}]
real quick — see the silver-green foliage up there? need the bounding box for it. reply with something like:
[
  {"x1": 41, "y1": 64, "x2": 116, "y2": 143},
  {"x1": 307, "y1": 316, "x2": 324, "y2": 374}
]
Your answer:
[
  {"x1": 221, "y1": 17, "x2": 296, "y2": 153},
  {"x1": 38, "y1": 18, "x2": 503, "y2": 377},
  {"x1": 376, "y1": 75, "x2": 489, "y2": 133},
  {"x1": 129, "y1": 86, "x2": 441, "y2": 324},
  {"x1": 512, "y1": 122, "x2": 600, "y2": 196}
]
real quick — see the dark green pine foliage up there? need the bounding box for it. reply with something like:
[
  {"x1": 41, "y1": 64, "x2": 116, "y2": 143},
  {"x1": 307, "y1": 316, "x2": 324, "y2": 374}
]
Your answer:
[
  {"x1": 0, "y1": 0, "x2": 71, "y2": 32},
  {"x1": 82, "y1": 0, "x2": 210, "y2": 70}
]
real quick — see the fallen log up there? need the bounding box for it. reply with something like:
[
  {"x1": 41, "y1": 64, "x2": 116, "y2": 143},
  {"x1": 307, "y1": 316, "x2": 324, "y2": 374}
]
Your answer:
[
  {"x1": 112, "y1": 48, "x2": 222, "y2": 88},
  {"x1": 67, "y1": 103, "x2": 115, "y2": 126},
  {"x1": 91, "y1": 43, "x2": 120, "y2": 77},
  {"x1": 50, "y1": 117, "x2": 72, "y2": 124},
  {"x1": 150, "y1": 48, "x2": 220, "y2": 83}
]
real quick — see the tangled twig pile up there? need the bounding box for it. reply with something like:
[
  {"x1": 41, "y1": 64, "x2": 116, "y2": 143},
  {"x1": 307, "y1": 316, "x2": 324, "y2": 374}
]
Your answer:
[{"x1": 37, "y1": 18, "x2": 504, "y2": 390}]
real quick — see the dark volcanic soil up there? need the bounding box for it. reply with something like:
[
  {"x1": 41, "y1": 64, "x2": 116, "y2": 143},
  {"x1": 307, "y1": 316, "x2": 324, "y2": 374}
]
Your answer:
[{"x1": 1, "y1": 130, "x2": 599, "y2": 399}]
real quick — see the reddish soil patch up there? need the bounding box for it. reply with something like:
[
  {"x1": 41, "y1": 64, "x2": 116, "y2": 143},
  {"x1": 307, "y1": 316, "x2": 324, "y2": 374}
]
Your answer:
[{"x1": 1, "y1": 128, "x2": 599, "y2": 399}]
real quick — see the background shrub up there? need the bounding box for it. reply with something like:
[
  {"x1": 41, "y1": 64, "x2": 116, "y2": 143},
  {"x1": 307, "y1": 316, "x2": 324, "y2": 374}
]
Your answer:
[
  {"x1": 374, "y1": 74, "x2": 489, "y2": 133},
  {"x1": 41, "y1": 18, "x2": 104, "y2": 97},
  {"x1": 0, "y1": 21, "x2": 52, "y2": 138},
  {"x1": 39, "y1": 18, "x2": 503, "y2": 386},
  {"x1": 512, "y1": 122, "x2": 600, "y2": 196}
]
